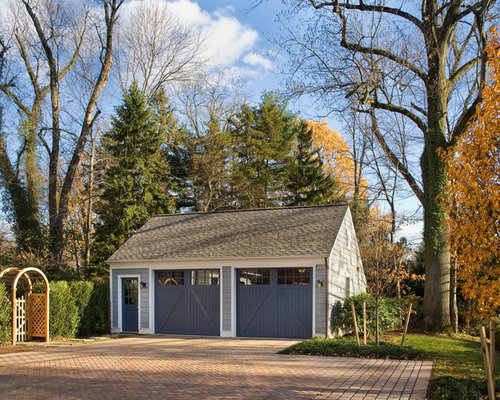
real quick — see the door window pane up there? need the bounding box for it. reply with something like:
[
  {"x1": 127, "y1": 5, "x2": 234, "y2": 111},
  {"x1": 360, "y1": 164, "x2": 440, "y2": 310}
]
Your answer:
[
  {"x1": 277, "y1": 268, "x2": 310, "y2": 285},
  {"x1": 191, "y1": 270, "x2": 220, "y2": 285},
  {"x1": 157, "y1": 270, "x2": 184, "y2": 286},
  {"x1": 124, "y1": 279, "x2": 138, "y2": 305},
  {"x1": 239, "y1": 269, "x2": 270, "y2": 285}
]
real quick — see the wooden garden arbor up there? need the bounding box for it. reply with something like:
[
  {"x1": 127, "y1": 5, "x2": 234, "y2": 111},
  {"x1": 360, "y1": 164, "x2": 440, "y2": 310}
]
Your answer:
[{"x1": 0, "y1": 267, "x2": 50, "y2": 344}]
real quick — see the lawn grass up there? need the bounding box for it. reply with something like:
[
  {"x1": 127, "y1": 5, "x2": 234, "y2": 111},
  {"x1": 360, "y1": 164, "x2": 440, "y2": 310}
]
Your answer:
[
  {"x1": 281, "y1": 334, "x2": 499, "y2": 400},
  {"x1": 394, "y1": 335, "x2": 499, "y2": 400}
]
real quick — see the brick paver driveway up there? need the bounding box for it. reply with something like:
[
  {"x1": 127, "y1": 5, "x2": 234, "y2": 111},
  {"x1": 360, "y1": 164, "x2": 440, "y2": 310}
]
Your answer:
[{"x1": 0, "y1": 336, "x2": 431, "y2": 399}]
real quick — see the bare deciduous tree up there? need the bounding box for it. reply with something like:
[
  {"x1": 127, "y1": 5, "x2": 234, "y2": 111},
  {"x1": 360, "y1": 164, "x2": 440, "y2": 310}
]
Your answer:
[
  {"x1": 116, "y1": 0, "x2": 206, "y2": 99},
  {"x1": 279, "y1": 0, "x2": 496, "y2": 330},
  {"x1": 0, "y1": 0, "x2": 123, "y2": 271}
]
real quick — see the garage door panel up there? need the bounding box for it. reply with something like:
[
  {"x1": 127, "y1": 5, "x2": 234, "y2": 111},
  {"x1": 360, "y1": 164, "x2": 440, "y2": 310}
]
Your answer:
[
  {"x1": 189, "y1": 286, "x2": 220, "y2": 335},
  {"x1": 277, "y1": 287, "x2": 312, "y2": 338},
  {"x1": 237, "y1": 268, "x2": 312, "y2": 339},
  {"x1": 237, "y1": 287, "x2": 275, "y2": 337},
  {"x1": 155, "y1": 270, "x2": 220, "y2": 336},
  {"x1": 156, "y1": 286, "x2": 189, "y2": 333}
]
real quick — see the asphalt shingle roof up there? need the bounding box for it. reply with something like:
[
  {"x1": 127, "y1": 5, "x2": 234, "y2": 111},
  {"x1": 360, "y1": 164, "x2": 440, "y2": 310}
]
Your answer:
[{"x1": 108, "y1": 204, "x2": 349, "y2": 262}]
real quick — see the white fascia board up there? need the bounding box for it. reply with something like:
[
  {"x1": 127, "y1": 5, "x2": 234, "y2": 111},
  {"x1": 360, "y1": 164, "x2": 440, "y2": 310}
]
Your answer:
[{"x1": 109, "y1": 256, "x2": 325, "y2": 270}]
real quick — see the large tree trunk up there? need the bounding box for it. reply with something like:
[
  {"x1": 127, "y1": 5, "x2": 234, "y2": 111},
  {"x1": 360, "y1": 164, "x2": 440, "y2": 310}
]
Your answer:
[
  {"x1": 421, "y1": 45, "x2": 451, "y2": 329},
  {"x1": 0, "y1": 108, "x2": 42, "y2": 250},
  {"x1": 51, "y1": 0, "x2": 121, "y2": 268},
  {"x1": 420, "y1": 6, "x2": 453, "y2": 330},
  {"x1": 24, "y1": 108, "x2": 40, "y2": 227},
  {"x1": 450, "y1": 256, "x2": 458, "y2": 333}
]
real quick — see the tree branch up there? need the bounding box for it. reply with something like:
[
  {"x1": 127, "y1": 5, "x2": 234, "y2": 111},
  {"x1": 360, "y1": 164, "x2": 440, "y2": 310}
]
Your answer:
[
  {"x1": 331, "y1": 4, "x2": 427, "y2": 82},
  {"x1": 369, "y1": 107, "x2": 424, "y2": 204},
  {"x1": 37, "y1": 128, "x2": 51, "y2": 155},
  {"x1": 449, "y1": 56, "x2": 480, "y2": 86},
  {"x1": 308, "y1": 1, "x2": 424, "y2": 32},
  {"x1": 0, "y1": 85, "x2": 30, "y2": 115},
  {"x1": 448, "y1": 97, "x2": 480, "y2": 148},
  {"x1": 371, "y1": 100, "x2": 428, "y2": 135},
  {"x1": 15, "y1": 33, "x2": 39, "y2": 93}
]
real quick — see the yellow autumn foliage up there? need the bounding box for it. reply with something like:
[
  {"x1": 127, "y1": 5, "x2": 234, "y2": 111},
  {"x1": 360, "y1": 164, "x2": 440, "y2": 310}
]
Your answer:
[
  {"x1": 306, "y1": 119, "x2": 367, "y2": 200},
  {"x1": 442, "y1": 27, "x2": 500, "y2": 321}
]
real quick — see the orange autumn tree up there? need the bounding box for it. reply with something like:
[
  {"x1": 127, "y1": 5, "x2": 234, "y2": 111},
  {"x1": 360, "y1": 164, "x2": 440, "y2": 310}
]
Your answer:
[
  {"x1": 442, "y1": 27, "x2": 500, "y2": 321},
  {"x1": 306, "y1": 120, "x2": 365, "y2": 200}
]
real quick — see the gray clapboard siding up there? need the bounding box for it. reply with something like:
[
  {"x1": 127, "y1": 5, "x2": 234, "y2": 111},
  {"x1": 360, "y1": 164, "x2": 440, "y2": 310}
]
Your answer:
[
  {"x1": 315, "y1": 264, "x2": 326, "y2": 335},
  {"x1": 222, "y1": 267, "x2": 232, "y2": 332},
  {"x1": 112, "y1": 268, "x2": 150, "y2": 330},
  {"x1": 328, "y1": 208, "x2": 366, "y2": 334}
]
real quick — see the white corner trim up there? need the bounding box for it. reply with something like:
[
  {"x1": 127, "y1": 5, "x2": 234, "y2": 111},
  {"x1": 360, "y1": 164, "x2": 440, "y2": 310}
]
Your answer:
[
  {"x1": 109, "y1": 269, "x2": 113, "y2": 328},
  {"x1": 219, "y1": 266, "x2": 223, "y2": 335},
  {"x1": 149, "y1": 268, "x2": 154, "y2": 333},
  {"x1": 312, "y1": 265, "x2": 316, "y2": 336},
  {"x1": 231, "y1": 266, "x2": 236, "y2": 336},
  {"x1": 117, "y1": 274, "x2": 141, "y2": 333}
]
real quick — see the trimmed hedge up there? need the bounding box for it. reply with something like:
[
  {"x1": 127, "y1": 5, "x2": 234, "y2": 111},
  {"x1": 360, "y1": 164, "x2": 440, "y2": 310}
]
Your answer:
[
  {"x1": 78, "y1": 281, "x2": 110, "y2": 337},
  {"x1": 332, "y1": 293, "x2": 401, "y2": 336},
  {"x1": 0, "y1": 282, "x2": 12, "y2": 342},
  {"x1": 49, "y1": 280, "x2": 109, "y2": 339},
  {"x1": 0, "y1": 280, "x2": 109, "y2": 342},
  {"x1": 49, "y1": 281, "x2": 86, "y2": 338}
]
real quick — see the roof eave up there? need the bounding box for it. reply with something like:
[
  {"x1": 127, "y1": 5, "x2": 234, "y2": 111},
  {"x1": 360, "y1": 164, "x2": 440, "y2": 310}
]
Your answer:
[{"x1": 107, "y1": 254, "x2": 330, "y2": 265}]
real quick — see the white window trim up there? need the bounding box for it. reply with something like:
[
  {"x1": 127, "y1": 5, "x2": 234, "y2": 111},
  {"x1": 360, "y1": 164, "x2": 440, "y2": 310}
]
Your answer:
[{"x1": 117, "y1": 274, "x2": 141, "y2": 333}]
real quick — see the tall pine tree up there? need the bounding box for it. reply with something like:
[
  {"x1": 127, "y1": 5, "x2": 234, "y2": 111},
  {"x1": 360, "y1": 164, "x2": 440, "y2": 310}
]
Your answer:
[
  {"x1": 286, "y1": 122, "x2": 339, "y2": 206},
  {"x1": 91, "y1": 82, "x2": 177, "y2": 274},
  {"x1": 229, "y1": 92, "x2": 296, "y2": 208},
  {"x1": 190, "y1": 117, "x2": 232, "y2": 211}
]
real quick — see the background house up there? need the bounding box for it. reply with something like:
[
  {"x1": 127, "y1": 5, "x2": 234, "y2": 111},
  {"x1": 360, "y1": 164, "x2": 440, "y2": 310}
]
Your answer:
[{"x1": 108, "y1": 204, "x2": 366, "y2": 338}]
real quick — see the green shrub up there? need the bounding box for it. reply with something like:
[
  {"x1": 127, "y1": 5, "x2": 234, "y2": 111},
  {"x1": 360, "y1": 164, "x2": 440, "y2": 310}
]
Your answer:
[
  {"x1": 432, "y1": 376, "x2": 485, "y2": 400},
  {"x1": 0, "y1": 282, "x2": 12, "y2": 342},
  {"x1": 50, "y1": 280, "x2": 108, "y2": 339},
  {"x1": 79, "y1": 281, "x2": 109, "y2": 336},
  {"x1": 332, "y1": 293, "x2": 401, "y2": 336},
  {"x1": 49, "y1": 281, "x2": 81, "y2": 338},
  {"x1": 280, "y1": 337, "x2": 426, "y2": 360}
]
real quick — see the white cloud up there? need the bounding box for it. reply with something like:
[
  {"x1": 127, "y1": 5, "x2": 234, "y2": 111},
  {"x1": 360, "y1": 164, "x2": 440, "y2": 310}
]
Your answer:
[
  {"x1": 120, "y1": 0, "x2": 260, "y2": 68},
  {"x1": 164, "y1": 0, "x2": 260, "y2": 67},
  {"x1": 243, "y1": 52, "x2": 272, "y2": 71}
]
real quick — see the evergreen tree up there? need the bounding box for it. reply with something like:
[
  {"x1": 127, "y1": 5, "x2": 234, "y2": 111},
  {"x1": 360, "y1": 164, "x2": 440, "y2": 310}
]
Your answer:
[
  {"x1": 91, "y1": 82, "x2": 177, "y2": 274},
  {"x1": 150, "y1": 89, "x2": 193, "y2": 209},
  {"x1": 286, "y1": 122, "x2": 338, "y2": 206},
  {"x1": 229, "y1": 92, "x2": 296, "y2": 208},
  {"x1": 189, "y1": 117, "x2": 232, "y2": 211}
]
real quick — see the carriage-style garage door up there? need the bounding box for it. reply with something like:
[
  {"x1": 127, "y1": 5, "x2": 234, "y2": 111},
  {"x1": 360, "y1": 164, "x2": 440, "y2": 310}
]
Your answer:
[
  {"x1": 237, "y1": 268, "x2": 312, "y2": 339},
  {"x1": 155, "y1": 270, "x2": 220, "y2": 335}
]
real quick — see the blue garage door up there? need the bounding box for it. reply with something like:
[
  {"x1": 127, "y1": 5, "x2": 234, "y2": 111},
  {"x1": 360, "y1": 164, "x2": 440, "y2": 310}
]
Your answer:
[
  {"x1": 237, "y1": 268, "x2": 312, "y2": 338},
  {"x1": 155, "y1": 270, "x2": 220, "y2": 335}
]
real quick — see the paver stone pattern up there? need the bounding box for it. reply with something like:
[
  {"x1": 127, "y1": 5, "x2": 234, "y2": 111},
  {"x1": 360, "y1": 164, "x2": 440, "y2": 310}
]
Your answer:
[{"x1": 0, "y1": 336, "x2": 431, "y2": 399}]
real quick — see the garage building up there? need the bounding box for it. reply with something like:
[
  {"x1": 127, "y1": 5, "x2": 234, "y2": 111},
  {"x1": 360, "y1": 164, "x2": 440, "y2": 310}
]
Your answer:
[{"x1": 109, "y1": 204, "x2": 366, "y2": 338}]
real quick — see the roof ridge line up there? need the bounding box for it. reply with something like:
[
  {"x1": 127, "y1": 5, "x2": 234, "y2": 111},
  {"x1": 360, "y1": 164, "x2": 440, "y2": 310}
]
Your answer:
[{"x1": 152, "y1": 203, "x2": 349, "y2": 217}]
